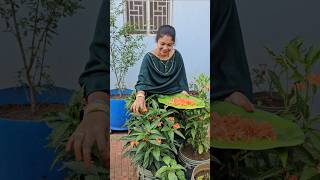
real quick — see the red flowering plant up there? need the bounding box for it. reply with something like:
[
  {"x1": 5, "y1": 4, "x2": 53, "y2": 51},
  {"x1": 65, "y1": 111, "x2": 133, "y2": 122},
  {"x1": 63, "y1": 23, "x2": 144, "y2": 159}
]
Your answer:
[
  {"x1": 121, "y1": 94, "x2": 186, "y2": 175},
  {"x1": 180, "y1": 104, "x2": 210, "y2": 155}
]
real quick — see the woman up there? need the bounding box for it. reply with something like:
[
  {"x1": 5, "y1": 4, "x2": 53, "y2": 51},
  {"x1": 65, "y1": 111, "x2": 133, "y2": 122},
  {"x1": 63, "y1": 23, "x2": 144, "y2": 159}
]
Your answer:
[{"x1": 130, "y1": 25, "x2": 189, "y2": 114}]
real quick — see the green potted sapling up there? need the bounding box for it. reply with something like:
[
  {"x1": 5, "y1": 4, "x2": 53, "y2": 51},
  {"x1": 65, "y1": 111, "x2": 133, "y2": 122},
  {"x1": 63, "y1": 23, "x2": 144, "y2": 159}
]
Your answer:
[
  {"x1": 110, "y1": 0, "x2": 145, "y2": 130},
  {"x1": 178, "y1": 74, "x2": 210, "y2": 170}
]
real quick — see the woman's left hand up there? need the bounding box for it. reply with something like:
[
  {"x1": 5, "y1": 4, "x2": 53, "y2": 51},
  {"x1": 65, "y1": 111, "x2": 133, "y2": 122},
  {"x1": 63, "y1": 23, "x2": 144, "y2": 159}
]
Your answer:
[
  {"x1": 181, "y1": 90, "x2": 189, "y2": 96},
  {"x1": 224, "y1": 91, "x2": 254, "y2": 112}
]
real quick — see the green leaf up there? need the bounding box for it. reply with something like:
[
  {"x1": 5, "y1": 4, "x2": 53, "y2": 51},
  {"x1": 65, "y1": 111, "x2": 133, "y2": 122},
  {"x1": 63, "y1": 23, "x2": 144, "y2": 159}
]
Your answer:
[
  {"x1": 305, "y1": 46, "x2": 320, "y2": 69},
  {"x1": 152, "y1": 148, "x2": 160, "y2": 161},
  {"x1": 198, "y1": 145, "x2": 204, "y2": 154},
  {"x1": 158, "y1": 92, "x2": 205, "y2": 109},
  {"x1": 132, "y1": 153, "x2": 144, "y2": 164},
  {"x1": 191, "y1": 129, "x2": 196, "y2": 140},
  {"x1": 168, "y1": 172, "x2": 178, "y2": 180},
  {"x1": 300, "y1": 166, "x2": 318, "y2": 180},
  {"x1": 169, "y1": 131, "x2": 174, "y2": 143},
  {"x1": 212, "y1": 101, "x2": 305, "y2": 150},
  {"x1": 268, "y1": 70, "x2": 286, "y2": 96},
  {"x1": 155, "y1": 166, "x2": 170, "y2": 177},
  {"x1": 176, "y1": 170, "x2": 186, "y2": 180},
  {"x1": 143, "y1": 148, "x2": 153, "y2": 168},
  {"x1": 307, "y1": 131, "x2": 320, "y2": 152},
  {"x1": 174, "y1": 130, "x2": 185, "y2": 139},
  {"x1": 277, "y1": 149, "x2": 288, "y2": 168},
  {"x1": 84, "y1": 175, "x2": 100, "y2": 180},
  {"x1": 163, "y1": 156, "x2": 171, "y2": 166},
  {"x1": 136, "y1": 142, "x2": 147, "y2": 154},
  {"x1": 255, "y1": 167, "x2": 283, "y2": 180},
  {"x1": 285, "y1": 38, "x2": 304, "y2": 64}
]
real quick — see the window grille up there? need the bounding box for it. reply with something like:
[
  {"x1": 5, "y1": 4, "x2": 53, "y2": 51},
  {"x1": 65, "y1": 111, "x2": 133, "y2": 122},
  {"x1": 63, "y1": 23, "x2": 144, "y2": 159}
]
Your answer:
[{"x1": 125, "y1": 0, "x2": 172, "y2": 35}]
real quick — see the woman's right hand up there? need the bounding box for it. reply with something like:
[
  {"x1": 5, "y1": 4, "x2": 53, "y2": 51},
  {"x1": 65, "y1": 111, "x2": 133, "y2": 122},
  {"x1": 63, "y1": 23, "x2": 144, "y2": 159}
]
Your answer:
[{"x1": 130, "y1": 96, "x2": 147, "y2": 114}]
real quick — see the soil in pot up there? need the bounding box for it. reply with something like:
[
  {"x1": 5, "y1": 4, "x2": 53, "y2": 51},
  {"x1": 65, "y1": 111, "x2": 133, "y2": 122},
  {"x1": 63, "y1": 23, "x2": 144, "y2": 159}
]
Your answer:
[
  {"x1": 181, "y1": 144, "x2": 210, "y2": 161},
  {"x1": 253, "y1": 92, "x2": 284, "y2": 107},
  {"x1": 194, "y1": 170, "x2": 210, "y2": 180},
  {"x1": 0, "y1": 103, "x2": 65, "y2": 120}
]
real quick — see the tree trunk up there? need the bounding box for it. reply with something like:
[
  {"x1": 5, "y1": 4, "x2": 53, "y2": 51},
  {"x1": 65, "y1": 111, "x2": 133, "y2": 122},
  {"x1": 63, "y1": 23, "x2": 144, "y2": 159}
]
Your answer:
[{"x1": 26, "y1": 71, "x2": 37, "y2": 114}]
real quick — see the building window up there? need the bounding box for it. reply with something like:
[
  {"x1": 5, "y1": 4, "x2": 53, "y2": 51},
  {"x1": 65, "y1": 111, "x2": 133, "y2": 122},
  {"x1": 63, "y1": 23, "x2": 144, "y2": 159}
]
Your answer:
[{"x1": 126, "y1": 0, "x2": 172, "y2": 35}]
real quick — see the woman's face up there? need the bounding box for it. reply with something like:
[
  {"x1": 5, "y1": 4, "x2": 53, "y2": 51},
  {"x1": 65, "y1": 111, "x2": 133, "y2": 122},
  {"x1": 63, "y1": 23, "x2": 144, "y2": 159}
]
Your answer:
[{"x1": 156, "y1": 35, "x2": 174, "y2": 57}]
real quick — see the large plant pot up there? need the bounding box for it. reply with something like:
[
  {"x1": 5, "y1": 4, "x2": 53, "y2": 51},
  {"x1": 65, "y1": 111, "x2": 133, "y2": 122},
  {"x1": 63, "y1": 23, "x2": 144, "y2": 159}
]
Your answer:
[
  {"x1": 253, "y1": 91, "x2": 302, "y2": 120},
  {"x1": 253, "y1": 91, "x2": 286, "y2": 114},
  {"x1": 178, "y1": 144, "x2": 210, "y2": 170},
  {"x1": 0, "y1": 86, "x2": 69, "y2": 179},
  {"x1": 191, "y1": 162, "x2": 210, "y2": 180},
  {"x1": 110, "y1": 89, "x2": 133, "y2": 130},
  {"x1": 137, "y1": 166, "x2": 156, "y2": 180}
]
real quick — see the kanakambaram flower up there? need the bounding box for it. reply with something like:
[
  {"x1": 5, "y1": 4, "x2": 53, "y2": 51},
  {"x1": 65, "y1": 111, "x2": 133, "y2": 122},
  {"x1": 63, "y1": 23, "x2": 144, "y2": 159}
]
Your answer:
[
  {"x1": 130, "y1": 141, "x2": 139, "y2": 147},
  {"x1": 172, "y1": 123, "x2": 180, "y2": 129},
  {"x1": 291, "y1": 82, "x2": 305, "y2": 90},
  {"x1": 306, "y1": 73, "x2": 320, "y2": 86},
  {"x1": 167, "y1": 116, "x2": 175, "y2": 122},
  {"x1": 157, "y1": 121, "x2": 164, "y2": 127},
  {"x1": 156, "y1": 137, "x2": 162, "y2": 144}
]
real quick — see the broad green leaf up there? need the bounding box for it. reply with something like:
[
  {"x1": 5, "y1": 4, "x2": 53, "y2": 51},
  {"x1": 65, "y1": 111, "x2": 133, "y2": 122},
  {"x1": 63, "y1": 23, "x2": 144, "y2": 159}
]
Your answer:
[
  {"x1": 191, "y1": 129, "x2": 196, "y2": 140},
  {"x1": 158, "y1": 92, "x2": 205, "y2": 109},
  {"x1": 136, "y1": 142, "x2": 146, "y2": 154},
  {"x1": 169, "y1": 131, "x2": 174, "y2": 143},
  {"x1": 143, "y1": 148, "x2": 153, "y2": 168},
  {"x1": 277, "y1": 149, "x2": 288, "y2": 168},
  {"x1": 300, "y1": 166, "x2": 318, "y2": 180},
  {"x1": 155, "y1": 166, "x2": 170, "y2": 177},
  {"x1": 168, "y1": 172, "x2": 178, "y2": 180},
  {"x1": 174, "y1": 130, "x2": 185, "y2": 139},
  {"x1": 198, "y1": 145, "x2": 204, "y2": 154},
  {"x1": 212, "y1": 101, "x2": 305, "y2": 150},
  {"x1": 152, "y1": 148, "x2": 160, "y2": 161},
  {"x1": 176, "y1": 170, "x2": 186, "y2": 180},
  {"x1": 163, "y1": 156, "x2": 171, "y2": 165}
]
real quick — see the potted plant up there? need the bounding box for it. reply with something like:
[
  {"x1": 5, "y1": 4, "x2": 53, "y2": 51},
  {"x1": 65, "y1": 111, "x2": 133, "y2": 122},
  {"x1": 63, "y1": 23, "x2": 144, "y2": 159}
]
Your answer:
[
  {"x1": 178, "y1": 74, "x2": 210, "y2": 170},
  {"x1": 155, "y1": 156, "x2": 187, "y2": 180},
  {"x1": 44, "y1": 90, "x2": 108, "y2": 179},
  {"x1": 110, "y1": 0, "x2": 145, "y2": 130},
  {"x1": 191, "y1": 162, "x2": 210, "y2": 180},
  {"x1": 121, "y1": 94, "x2": 186, "y2": 179},
  {"x1": 251, "y1": 63, "x2": 287, "y2": 114}
]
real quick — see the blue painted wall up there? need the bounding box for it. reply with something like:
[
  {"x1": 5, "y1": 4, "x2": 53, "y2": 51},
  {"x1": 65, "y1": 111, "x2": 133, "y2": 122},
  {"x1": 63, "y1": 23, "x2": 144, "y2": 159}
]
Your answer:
[{"x1": 111, "y1": 0, "x2": 210, "y2": 90}]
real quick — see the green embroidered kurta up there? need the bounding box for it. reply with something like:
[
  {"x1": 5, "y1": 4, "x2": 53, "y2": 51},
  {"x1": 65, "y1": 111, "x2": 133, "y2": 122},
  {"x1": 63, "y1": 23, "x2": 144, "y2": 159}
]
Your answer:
[
  {"x1": 78, "y1": 0, "x2": 109, "y2": 97},
  {"x1": 211, "y1": 0, "x2": 253, "y2": 101},
  {"x1": 135, "y1": 50, "x2": 189, "y2": 95}
]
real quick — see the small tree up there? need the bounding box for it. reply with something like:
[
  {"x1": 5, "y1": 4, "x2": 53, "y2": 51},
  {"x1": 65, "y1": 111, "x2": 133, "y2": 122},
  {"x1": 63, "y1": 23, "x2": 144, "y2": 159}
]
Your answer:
[
  {"x1": 110, "y1": 0, "x2": 145, "y2": 95},
  {"x1": 0, "y1": 0, "x2": 83, "y2": 113}
]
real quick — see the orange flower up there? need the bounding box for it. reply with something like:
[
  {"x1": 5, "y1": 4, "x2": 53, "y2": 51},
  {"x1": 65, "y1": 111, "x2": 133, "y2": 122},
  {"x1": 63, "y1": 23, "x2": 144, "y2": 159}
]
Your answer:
[
  {"x1": 307, "y1": 74, "x2": 320, "y2": 86},
  {"x1": 172, "y1": 123, "x2": 180, "y2": 129},
  {"x1": 288, "y1": 175, "x2": 298, "y2": 180},
  {"x1": 157, "y1": 121, "x2": 164, "y2": 127},
  {"x1": 141, "y1": 107, "x2": 148, "y2": 113},
  {"x1": 130, "y1": 141, "x2": 139, "y2": 147},
  {"x1": 291, "y1": 82, "x2": 305, "y2": 90},
  {"x1": 168, "y1": 117, "x2": 175, "y2": 122},
  {"x1": 156, "y1": 137, "x2": 162, "y2": 144}
]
